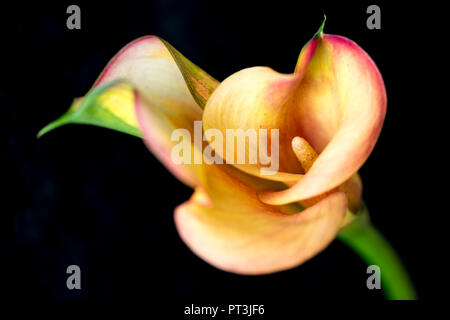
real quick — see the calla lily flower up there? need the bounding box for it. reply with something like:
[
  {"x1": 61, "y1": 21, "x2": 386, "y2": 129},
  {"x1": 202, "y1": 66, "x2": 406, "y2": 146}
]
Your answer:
[{"x1": 40, "y1": 19, "x2": 416, "y2": 299}]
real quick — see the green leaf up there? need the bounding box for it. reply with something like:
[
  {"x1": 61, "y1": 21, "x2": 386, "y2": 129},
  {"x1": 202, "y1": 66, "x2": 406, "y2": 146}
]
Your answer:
[{"x1": 38, "y1": 80, "x2": 141, "y2": 138}]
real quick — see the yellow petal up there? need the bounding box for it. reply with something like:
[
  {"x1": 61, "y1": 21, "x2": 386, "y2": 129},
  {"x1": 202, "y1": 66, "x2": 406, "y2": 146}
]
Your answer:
[
  {"x1": 94, "y1": 36, "x2": 203, "y2": 131},
  {"x1": 95, "y1": 36, "x2": 218, "y2": 187},
  {"x1": 135, "y1": 90, "x2": 206, "y2": 187},
  {"x1": 40, "y1": 36, "x2": 220, "y2": 182},
  {"x1": 260, "y1": 35, "x2": 386, "y2": 204},
  {"x1": 290, "y1": 136, "x2": 362, "y2": 212},
  {"x1": 174, "y1": 164, "x2": 347, "y2": 275},
  {"x1": 339, "y1": 173, "x2": 362, "y2": 213},
  {"x1": 202, "y1": 67, "x2": 305, "y2": 182}
]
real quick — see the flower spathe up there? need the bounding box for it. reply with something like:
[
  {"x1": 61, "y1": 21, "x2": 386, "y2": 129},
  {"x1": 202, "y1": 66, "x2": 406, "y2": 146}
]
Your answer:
[{"x1": 40, "y1": 23, "x2": 386, "y2": 275}]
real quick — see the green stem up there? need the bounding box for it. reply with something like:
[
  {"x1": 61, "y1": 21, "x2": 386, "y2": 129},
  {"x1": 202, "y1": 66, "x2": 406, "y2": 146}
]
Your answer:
[{"x1": 338, "y1": 214, "x2": 417, "y2": 300}]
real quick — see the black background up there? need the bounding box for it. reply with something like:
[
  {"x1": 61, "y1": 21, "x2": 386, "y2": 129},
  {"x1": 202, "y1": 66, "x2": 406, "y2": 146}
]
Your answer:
[{"x1": 0, "y1": 0, "x2": 442, "y2": 307}]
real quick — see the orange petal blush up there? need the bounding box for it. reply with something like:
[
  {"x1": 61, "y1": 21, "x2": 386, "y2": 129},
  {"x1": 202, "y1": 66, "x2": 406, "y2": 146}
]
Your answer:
[
  {"x1": 260, "y1": 35, "x2": 386, "y2": 205},
  {"x1": 174, "y1": 165, "x2": 348, "y2": 275}
]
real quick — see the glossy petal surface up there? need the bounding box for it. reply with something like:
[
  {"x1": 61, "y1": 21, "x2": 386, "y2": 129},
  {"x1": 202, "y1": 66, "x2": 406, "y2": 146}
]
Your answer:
[{"x1": 174, "y1": 164, "x2": 347, "y2": 274}]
